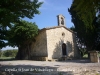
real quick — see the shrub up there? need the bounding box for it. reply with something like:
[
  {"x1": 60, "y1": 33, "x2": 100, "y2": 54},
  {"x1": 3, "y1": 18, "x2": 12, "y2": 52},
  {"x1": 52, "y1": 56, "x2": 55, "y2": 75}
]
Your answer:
[{"x1": 3, "y1": 49, "x2": 18, "y2": 57}]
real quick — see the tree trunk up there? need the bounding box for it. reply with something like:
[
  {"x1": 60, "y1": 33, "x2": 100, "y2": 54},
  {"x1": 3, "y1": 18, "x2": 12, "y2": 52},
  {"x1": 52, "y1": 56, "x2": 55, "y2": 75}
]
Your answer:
[
  {"x1": 15, "y1": 44, "x2": 32, "y2": 60},
  {"x1": 88, "y1": 53, "x2": 90, "y2": 59}
]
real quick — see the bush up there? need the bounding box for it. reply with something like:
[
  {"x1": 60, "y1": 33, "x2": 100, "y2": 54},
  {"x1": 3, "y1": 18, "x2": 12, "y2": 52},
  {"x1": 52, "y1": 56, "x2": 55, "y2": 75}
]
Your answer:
[
  {"x1": 3, "y1": 49, "x2": 18, "y2": 57},
  {"x1": 0, "y1": 49, "x2": 2, "y2": 57}
]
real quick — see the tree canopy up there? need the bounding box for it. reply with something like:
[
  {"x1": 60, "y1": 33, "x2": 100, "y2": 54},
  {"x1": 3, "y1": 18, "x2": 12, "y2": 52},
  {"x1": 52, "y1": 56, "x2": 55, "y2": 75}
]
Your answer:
[
  {"x1": 0, "y1": 26, "x2": 7, "y2": 48},
  {"x1": 0, "y1": 0, "x2": 43, "y2": 49},
  {"x1": 8, "y1": 20, "x2": 39, "y2": 59},
  {"x1": 0, "y1": 0, "x2": 43, "y2": 27},
  {"x1": 8, "y1": 20, "x2": 38, "y2": 47},
  {"x1": 73, "y1": 0, "x2": 100, "y2": 15},
  {"x1": 68, "y1": 0, "x2": 100, "y2": 51}
]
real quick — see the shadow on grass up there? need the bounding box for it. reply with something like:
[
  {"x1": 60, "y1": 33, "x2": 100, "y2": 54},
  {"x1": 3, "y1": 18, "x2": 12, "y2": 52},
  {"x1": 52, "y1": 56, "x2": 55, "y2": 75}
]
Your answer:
[{"x1": 0, "y1": 65, "x2": 74, "y2": 75}]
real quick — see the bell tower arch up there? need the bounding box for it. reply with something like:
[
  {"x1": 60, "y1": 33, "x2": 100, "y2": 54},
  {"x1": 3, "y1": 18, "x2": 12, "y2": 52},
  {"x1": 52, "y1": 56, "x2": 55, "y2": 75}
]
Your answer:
[{"x1": 57, "y1": 14, "x2": 66, "y2": 27}]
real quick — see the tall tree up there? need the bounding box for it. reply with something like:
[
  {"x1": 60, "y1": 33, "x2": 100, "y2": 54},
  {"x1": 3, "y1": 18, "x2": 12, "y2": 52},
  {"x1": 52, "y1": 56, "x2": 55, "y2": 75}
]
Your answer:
[
  {"x1": 0, "y1": 0, "x2": 43, "y2": 49},
  {"x1": 93, "y1": 15, "x2": 100, "y2": 50},
  {"x1": 73, "y1": 0, "x2": 100, "y2": 16},
  {"x1": 73, "y1": 0, "x2": 100, "y2": 50},
  {"x1": 0, "y1": 0, "x2": 43, "y2": 26},
  {"x1": 70, "y1": 26, "x2": 87, "y2": 57},
  {"x1": 8, "y1": 20, "x2": 38, "y2": 59},
  {"x1": 68, "y1": 0, "x2": 97, "y2": 52},
  {"x1": 0, "y1": 25, "x2": 7, "y2": 49}
]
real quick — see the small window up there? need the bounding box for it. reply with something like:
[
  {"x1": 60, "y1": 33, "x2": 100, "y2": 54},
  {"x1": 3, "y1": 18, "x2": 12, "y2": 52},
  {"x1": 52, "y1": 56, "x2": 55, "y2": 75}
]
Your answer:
[{"x1": 62, "y1": 32, "x2": 65, "y2": 37}]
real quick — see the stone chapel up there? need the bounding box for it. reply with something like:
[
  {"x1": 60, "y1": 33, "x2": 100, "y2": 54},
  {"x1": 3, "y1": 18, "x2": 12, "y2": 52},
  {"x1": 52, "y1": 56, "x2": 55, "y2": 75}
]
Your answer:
[{"x1": 31, "y1": 14, "x2": 79, "y2": 61}]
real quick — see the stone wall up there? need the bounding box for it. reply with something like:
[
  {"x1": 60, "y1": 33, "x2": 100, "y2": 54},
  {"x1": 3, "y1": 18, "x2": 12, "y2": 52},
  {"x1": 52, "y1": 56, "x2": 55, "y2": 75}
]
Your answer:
[
  {"x1": 31, "y1": 26, "x2": 78, "y2": 61},
  {"x1": 46, "y1": 26, "x2": 78, "y2": 60},
  {"x1": 31, "y1": 30, "x2": 48, "y2": 57}
]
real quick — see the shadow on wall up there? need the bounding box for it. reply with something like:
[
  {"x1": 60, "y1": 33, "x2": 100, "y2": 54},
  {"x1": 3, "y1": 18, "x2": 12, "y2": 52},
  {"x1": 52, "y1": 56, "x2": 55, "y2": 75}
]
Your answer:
[
  {"x1": 52, "y1": 39, "x2": 63, "y2": 59},
  {"x1": 52, "y1": 39, "x2": 74, "y2": 59},
  {"x1": 66, "y1": 41, "x2": 73, "y2": 57}
]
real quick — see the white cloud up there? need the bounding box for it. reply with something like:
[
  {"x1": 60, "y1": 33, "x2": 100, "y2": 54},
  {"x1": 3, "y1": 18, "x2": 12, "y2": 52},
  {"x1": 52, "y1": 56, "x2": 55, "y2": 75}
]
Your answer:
[{"x1": 2, "y1": 46, "x2": 18, "y2": 50}]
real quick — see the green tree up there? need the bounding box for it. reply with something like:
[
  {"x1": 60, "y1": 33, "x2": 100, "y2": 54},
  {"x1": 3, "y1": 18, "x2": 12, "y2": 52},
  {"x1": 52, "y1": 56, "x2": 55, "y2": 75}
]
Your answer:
[
  {"x1": 0, "y1": 26, "x2": 7, "y2": 49},
  {"x1": 73, "y1": 0, "x2": 100, "y2": 16},
  {"x1": 68, "y1": 0, "x2": 97, "y2": 52},
  {"x1": 72, "y1": 0, "x2": 100, "y2": 48},
  {"x1": 3, "y1": 50, "x2": 18, "y2": 57},
  {"x1": 0, "y1": 49, "x2": 2, "y2": 57},
  {"x1": 93, "y1": 15, "x2": 100, "y2": 50},
  {"x1": 3, "y1": 50, "x2": 12, "y2": 57},
  {"x1": 0, "y1": 0, "x2": 43, "y2": 26},
  {"x1": 8, "y1": 20, "x2": 38, "y2": 59},
  {"x1": 70, "y1": 26, "x2": 87, "y2": 57},
  {"x1": 0, "y1": 0, "x2": 43, "y2": 49}
]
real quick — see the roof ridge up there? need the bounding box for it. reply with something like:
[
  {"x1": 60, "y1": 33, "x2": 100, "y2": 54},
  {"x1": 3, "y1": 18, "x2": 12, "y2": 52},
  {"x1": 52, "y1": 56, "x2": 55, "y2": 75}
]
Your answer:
[{"x1": 40, "y1": 26, "x2": 74, "y2": 33}]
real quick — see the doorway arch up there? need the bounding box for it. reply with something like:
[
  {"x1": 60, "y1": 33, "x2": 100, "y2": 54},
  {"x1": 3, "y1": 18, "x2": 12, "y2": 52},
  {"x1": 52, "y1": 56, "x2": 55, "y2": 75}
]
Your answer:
[{"x1": 62, "y1": 43, "x2": 67, "y2": 55}]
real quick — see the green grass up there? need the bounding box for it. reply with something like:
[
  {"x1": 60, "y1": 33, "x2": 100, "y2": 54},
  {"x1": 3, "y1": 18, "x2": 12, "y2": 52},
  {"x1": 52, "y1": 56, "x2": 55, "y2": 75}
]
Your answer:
[
  {"x1": 0, "y1": 57, "x2": 15, "y2": 59},
  {"x1": 83, "y1": 52, "x2": 100, "y2": 58},
  {"x1": 99, "y1": 53, "x2": 100, "y2": 57},
  {"x1": 83, "y1": 54, "x2": 88, "y2": 58},
  {"x1": 0, "y1": 57, "x2": 15, "y2": 61}
]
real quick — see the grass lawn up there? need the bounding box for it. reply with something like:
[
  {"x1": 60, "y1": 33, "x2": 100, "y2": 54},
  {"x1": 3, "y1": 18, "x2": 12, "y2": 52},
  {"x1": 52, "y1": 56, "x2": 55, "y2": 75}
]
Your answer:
[
  {"x1": 0, "y1": 57, "x2": 15, "y2": 61},
  {"x1": 83, "y1": 54, "x2": 88, "y2": 58},
  {"x1": 99, "y1": 52, "x2": 100, "y2": 57},
  {"x1": 0, "y1": 57, "x2": 15, "y2": 59}
]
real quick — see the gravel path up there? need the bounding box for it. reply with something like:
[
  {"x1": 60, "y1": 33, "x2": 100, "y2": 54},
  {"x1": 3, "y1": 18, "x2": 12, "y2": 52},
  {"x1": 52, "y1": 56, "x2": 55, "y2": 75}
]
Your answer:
[{"x1": 0, "y1": 59, "x2": 100, "y2": 75}]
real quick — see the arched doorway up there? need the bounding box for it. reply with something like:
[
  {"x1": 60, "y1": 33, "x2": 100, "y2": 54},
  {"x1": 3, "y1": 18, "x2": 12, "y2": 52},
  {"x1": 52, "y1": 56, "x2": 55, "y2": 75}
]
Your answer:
[{"x1": 62, "y1": 43, "x2": 67, "y2": 55}]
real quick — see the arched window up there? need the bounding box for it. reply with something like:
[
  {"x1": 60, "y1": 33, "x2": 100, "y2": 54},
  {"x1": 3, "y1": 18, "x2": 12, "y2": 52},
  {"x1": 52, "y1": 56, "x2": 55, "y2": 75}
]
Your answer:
[{"x1": 61, "y1": 17, "x2": 64, "y2": 25}]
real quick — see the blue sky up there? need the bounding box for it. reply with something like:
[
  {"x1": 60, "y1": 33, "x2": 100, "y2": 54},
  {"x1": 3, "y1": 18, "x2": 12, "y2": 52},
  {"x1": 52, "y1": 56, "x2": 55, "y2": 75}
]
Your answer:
[
  {"x1": 24, "y1": 0, "x2": 74, "y2": 29},
  {"x1": 2, "y1": 0, "x2": 74, "y2": 50}
]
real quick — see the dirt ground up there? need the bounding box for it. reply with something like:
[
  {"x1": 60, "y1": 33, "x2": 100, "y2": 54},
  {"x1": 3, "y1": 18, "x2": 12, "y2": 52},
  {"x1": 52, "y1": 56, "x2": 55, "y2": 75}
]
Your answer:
[{"x1": 0, "y1": 59, "x2": 100, "y2": 75}]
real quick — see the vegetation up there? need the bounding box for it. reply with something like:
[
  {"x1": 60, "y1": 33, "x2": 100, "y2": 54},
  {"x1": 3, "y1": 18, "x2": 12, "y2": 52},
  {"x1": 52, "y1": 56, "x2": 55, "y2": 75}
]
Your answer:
[
  {"x1": 0, "y1": 0, "x2": 43, "y2": 49},
  {"x1": 0, "y1": 49, "x2": 2, "y2": 57},
  {"x1": 83, "y1": 52, "x2": 100, "y2": 58},
  {"x1": 0, "y1": 49, "x2": 18, "y2": 58},
  {"x1": 69, "y1": 0, "x2": 100, "y2": 57},
  {"x1": 7, "y1": 21, "x2": 38, "y2": 60},
  {"x1": 3, "y1": 49, "x2": 18, "y2": 57},
  {"x1": 73, "y1": 0, "x2": 100, "y2": 16},
  {"x1": 0, "y1": 0, "x2": 43, "y2": 59}
]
